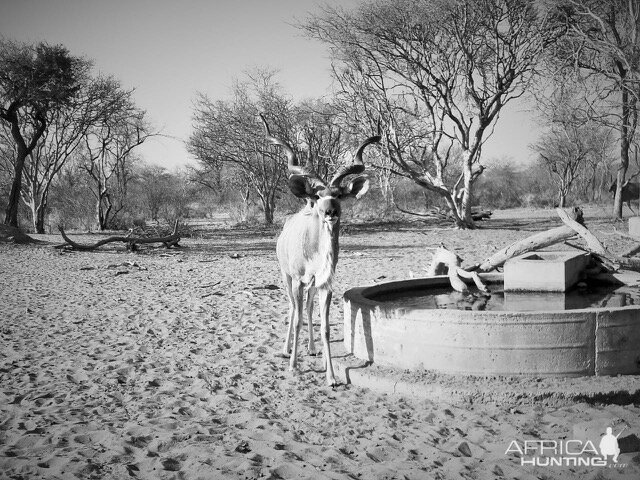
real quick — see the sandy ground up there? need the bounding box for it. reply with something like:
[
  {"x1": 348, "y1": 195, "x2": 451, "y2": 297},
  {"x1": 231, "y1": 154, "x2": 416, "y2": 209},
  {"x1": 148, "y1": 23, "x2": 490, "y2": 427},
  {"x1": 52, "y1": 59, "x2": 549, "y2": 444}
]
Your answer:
[{"x1": 1, "y1": 206, "x2": 640, "y2": 479}]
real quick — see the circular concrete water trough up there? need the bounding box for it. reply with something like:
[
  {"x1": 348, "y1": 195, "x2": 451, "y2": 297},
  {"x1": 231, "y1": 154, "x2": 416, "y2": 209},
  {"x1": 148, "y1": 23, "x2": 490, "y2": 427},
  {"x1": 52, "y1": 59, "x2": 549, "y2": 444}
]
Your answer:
[{"x1": 342, "y1": 274, "x2": 640, "y2": 377}]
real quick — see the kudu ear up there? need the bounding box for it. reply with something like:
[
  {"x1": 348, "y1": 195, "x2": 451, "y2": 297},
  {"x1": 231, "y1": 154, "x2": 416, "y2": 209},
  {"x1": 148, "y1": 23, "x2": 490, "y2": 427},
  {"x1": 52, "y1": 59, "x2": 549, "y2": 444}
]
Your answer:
[
  {"x1": 340, "y1": 176, "x2": 370, "y2": 200},
  {"x1": 288, "y1": 174, "x2": 324, "y2": 199}
]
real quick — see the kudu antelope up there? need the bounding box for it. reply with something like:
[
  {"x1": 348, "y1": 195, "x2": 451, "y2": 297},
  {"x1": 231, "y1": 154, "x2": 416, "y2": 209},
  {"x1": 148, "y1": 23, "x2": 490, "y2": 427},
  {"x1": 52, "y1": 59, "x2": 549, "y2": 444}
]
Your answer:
[
  {"x1": 609, "y1": 180, "x2": 640, "y2": 213},
  {"x1": 260, "y1": 114, "x2": 380, "y2": 386}
]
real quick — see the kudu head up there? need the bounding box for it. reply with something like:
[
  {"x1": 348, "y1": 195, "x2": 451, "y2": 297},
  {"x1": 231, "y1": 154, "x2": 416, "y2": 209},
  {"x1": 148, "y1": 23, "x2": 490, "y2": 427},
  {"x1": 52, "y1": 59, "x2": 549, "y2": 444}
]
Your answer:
[{"x1": 260, "y1": 114, "x2": 380, "y2": 229}]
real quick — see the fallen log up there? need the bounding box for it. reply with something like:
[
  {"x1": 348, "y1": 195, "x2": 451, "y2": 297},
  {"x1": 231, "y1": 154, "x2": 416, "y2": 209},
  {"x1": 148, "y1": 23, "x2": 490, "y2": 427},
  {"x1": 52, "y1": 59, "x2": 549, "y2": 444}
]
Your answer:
[
  {"x1": 555, "y1": 208, "x2": 608, "y2": 255},
  {"x1": 472, "y1": 210, "x2": 492, "y2": 221},
  {"x1": 471, "y1": 206, "x2": 492, "y2": 221},
  {"x1": 474, "y1": 207, "x2": 584, "y2": 272},
  {"x1": 395, "y1": 202, "x2": 493, "y2": 222},
  {"x1": 429, "y1": 207, "x2": 640, "y2": 287},
  {"x1": 57, "y1": 220, "x2": 181, "y2": 251},
  {"x1": 555, "y1": 208, "x2": 619, "y2": 271},
  {"x1": 608, "y1": 228, "x2": 640, "y2": 258},
  {"x1": 393, "y1": 200, "x2": 450, "y2": 220},
  {"x1": 554, "y1": 208, "x2": 640, "y2": 272},
  {"x1": 472, "y1": 207, "x2": 640, "y2": 274},
  {"x1": 590, "y1": 246, "x2": 640, "y2": 272},
  {"x1": 622, "y1": 244, "x2": 640, "y2": 258}
]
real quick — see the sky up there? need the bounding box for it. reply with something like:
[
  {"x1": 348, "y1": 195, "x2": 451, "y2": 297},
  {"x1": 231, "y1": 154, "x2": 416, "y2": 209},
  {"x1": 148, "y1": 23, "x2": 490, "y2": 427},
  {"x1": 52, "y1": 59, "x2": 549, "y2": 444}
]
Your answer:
[{"x1": 0, "y1": 0, "x2": 539, "y2": 170}]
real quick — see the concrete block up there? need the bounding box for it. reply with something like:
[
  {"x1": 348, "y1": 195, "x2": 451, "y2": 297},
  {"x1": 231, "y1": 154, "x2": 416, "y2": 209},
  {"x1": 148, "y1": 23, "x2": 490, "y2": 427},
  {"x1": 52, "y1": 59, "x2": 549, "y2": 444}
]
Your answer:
[
  {"x1": 596, "y1": 309, "x2": 640, "y2": 375},
  {"x1": 504, "y1": 250, "x2": 589, "y2": 292},
  {"x1": 629, "y1": 216, "x2": 640, "y2": 238},
  {"x1": 503, "y1": 291, "x2": 594, "y2": 311}
]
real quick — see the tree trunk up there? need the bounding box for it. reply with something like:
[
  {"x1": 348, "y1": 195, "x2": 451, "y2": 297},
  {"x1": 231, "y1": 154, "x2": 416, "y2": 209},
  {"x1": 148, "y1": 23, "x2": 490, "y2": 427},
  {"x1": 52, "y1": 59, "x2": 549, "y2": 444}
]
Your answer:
[
  {"x1": 28, "y1": 185, "x2": 48, "y2": 234},
  {"x1": 262, "y1": 198, "x2": 274, "y2": 225},
  {"x1": 34, "y1": 202, "x2": 46, "y2": 234},
  {"x1": 444, "y1": 193, "x2": 470, "y2": 229},
  {"x1": 613, "y1": 86, "x2": 631, "y2": 219},
  {"x1": 461, "y1": 161, "x2": 474, "y2": 226},
  {"x1": 589, "y1": 165, "x2": 597, "y2": 202},
  {"x1": 34, "y1": 199, "x2": 47, "y2": 233},
  {"x1": 452, "y1": 150, "x2": 477, "y2": 229},
  {"x1": 238, "y1": 185, "x2": 251, "y2": 222},
  {"x1": 3, "y1": 112, "x2": 46, "y2": 228},
  {"x1": 96, "y1": 190, "x2": 113, "y2": 230},
  {"x1": 598, "y1": 172, "x2": 607, "y2": 202},
  {"x1": 558, "y1": 192, "x2": 566, "y2": 208},
  {"x1": 255, "y1": 185, "x2": 276, "y2": 225},
  {"x1": 476, "y1": 207, "x2": 584, "y2": 272},
  {"x1": 96, "y1": 198, "x2": 106, "y2": 231},
  {"x1": 28, "y1": 198, "x2": 36, "y2": 233},
  {"x1": 4, "y1": 148, "x2": 28, "y2": 228},
  {"x1": 103, "y1": 201, "x2": 112, "y2": 230}
]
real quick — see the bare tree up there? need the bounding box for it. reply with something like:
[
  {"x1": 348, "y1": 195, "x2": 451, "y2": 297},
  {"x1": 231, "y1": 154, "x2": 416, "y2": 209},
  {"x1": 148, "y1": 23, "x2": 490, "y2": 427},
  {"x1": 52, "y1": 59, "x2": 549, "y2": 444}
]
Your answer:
[
  {"x1": 189, "y1": 70, "x2": 293, "y2": 224},
  {"x1": 76, "y1": 86, "x2": 153, "y2": 230},
  {"x1": 550, "y1": 0, "x2": 640, "y2": 218},
  {"x1": 0, "y1": 40, "x2": 89, "y2": 227},
  {"x1": 15, "y1": 76, "x2": 127, "y2": 233},
  {"x1": 532, "y1": 79, "x2": 614, "y2": 206},
  {"x1": 47, "y1": 162, "x2": 94, "y2": 229},
  {"x1": 0, "y1": 123, "x2": 15, "y2": 212},
  {"x1": 304, "y1": 0, "x2": 559, "y2": 228},
  {"x1": 533, "y1": 127, "x2": 589, "y2": 207},
  {"x1": 580, "y1": 127, "x2": 616, "y2": 202},
  {"x1": 133, "y1": 163, "x2": 191, "y2": 223},
  {"x1": 138, "y1": 163, "x2": 172, "y2": 222}
]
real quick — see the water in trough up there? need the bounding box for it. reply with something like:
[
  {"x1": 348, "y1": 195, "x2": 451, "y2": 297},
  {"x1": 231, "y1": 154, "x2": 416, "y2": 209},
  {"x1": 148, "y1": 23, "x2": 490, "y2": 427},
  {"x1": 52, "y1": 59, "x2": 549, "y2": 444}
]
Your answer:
[{"x1": 372, "y1": 282, "x2": 640, "y2": 312}]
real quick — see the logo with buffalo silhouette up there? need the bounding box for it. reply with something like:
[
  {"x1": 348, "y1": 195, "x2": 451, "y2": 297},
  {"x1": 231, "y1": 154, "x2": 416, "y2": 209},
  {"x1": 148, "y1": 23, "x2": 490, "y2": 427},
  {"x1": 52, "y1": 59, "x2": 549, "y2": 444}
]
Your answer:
[{"x1": 505, "y1": 426, "x2": 631, "y2": 468}]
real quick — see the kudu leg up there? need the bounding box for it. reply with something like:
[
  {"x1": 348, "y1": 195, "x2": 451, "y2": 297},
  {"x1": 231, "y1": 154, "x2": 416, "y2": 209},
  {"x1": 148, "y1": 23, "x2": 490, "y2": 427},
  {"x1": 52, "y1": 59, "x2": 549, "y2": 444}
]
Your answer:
[
  {"x1": 281, "y1": 272, "x2": 294, "y2": 356},
  {"x1": 305, "y1": 286, "x2": 317, "y2": 356},
  {"x1": 627, "y1": 202, "x2": 636, "y2": 215},
  {"x1": 318, "y1": 288, "x2": 337, "y2": 386},
  {"x1": 289, "y1": 279, "x2": 305, "y2": 372}
]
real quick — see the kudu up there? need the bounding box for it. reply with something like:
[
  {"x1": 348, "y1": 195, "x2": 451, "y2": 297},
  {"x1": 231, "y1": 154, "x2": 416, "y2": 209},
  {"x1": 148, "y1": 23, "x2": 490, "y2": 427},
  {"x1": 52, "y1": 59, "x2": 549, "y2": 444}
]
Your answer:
[
  {"x1": 609, "y1": 180, "x2": 640, "y2": 213},
  {"x1": 260, "y1": 114, "x2": 380, "y2": 386}
]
